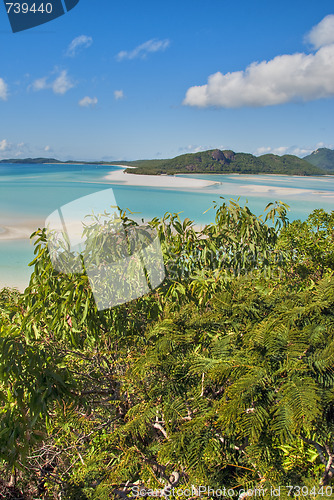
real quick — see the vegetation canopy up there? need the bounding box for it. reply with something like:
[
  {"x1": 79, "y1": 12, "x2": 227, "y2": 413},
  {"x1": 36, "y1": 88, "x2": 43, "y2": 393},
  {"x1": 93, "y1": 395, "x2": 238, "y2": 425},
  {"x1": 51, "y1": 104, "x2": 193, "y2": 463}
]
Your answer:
[{"x1": 0, "y1": 199, "x2": 333, "y2": 499}]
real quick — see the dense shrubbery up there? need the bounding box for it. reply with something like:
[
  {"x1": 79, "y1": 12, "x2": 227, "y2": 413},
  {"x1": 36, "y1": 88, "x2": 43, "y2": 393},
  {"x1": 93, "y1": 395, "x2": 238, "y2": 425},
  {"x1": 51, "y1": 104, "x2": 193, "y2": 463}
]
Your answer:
[{"x1": 0, "y1": 200, "x2": 333, "y2": 499}]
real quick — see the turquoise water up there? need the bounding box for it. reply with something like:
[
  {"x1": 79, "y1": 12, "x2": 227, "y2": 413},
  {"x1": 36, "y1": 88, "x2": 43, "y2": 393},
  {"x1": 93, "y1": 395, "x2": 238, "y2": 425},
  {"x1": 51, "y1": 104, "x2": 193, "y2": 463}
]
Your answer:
[{"x1": 1, "y1": 163, "x2": 333, "y2": 290}]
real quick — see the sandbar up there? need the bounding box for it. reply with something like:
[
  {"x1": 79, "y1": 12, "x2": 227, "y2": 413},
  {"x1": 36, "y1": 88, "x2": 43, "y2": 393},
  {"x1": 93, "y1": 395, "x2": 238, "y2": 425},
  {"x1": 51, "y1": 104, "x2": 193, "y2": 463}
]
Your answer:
[
  {"x1": 237, "y1": 184, "x2": 334, "y2": 198},
  {"x1": 103, "y1": 168, "x2": 220, "y2": 188},
  {"x1": 0, "y1": 219, "x2": 44, "y2": 241}
]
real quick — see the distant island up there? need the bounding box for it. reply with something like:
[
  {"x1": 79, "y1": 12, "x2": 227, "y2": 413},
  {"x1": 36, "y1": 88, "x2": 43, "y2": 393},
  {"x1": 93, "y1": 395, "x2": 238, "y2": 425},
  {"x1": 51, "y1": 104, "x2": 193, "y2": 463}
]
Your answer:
[
  {"x1": 303, "y1": 147, "x2": 334, "y2": 172},
  {"x1": 123, "y1": 149, "x2": 328, "y2": 176},
  {"x1": 1, "y1": 147, "x2": 334, "y2": 176}
]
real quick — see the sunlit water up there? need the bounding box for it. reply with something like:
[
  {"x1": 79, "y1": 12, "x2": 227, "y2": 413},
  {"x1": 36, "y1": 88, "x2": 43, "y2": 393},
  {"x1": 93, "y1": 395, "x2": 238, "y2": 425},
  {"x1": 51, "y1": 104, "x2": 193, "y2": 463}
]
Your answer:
[{"x1": 1, "y1": 163, "x2": 333, "y2": 290}]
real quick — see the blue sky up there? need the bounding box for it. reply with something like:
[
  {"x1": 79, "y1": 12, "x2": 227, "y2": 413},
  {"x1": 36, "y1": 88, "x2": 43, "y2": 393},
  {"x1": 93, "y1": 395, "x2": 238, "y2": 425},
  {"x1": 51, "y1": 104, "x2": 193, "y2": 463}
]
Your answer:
[{"x1": 0, "y1": 0, "x2": 334, "y2": 161}]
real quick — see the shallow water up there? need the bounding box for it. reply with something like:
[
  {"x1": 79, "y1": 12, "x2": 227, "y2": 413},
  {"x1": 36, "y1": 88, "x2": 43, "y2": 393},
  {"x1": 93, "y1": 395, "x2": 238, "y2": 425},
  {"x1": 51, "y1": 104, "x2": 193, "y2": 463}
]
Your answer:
[{"x1": 1, "y1": 164, "x2": 333, "y2": 290}]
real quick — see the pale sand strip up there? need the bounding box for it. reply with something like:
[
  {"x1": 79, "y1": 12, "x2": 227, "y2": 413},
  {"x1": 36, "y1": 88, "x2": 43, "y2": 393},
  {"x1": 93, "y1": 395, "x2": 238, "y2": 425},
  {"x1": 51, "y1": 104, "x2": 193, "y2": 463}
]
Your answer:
[
  {"x1": 238, "y1": 184, "x2": 334, "y2": 197},
  {"x1": 103, "y1": 169, "x2": 220, "y2": 188},
  {"x1": 0, "y1": 219, "x2": 44, "y2": 240},
  {"x1": 239, "y1": 184, "x2": 311, "y2": 196}
]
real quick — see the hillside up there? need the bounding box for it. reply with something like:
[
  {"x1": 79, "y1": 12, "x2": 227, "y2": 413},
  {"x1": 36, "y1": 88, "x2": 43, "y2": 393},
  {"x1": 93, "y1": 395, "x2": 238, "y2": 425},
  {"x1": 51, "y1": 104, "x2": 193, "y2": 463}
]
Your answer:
[
  {"x1": 303, "y1": 147, "x2": 334, "y2": 172},
  {"x1": 0, "y1": 157, "x2": 59, "y2": 164},
  {"x1": 0, "y1": 150, "x2": 331, "y2": 175},
  {"x1": 124, "y1": 149, "x2": 327, "y2": 176}
]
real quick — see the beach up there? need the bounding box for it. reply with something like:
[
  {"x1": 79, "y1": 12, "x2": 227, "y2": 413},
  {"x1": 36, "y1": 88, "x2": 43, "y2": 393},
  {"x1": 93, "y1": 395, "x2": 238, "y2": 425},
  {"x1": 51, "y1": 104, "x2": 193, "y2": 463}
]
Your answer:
[
  {"x1": 0, "y1": 218, "x2": 44, "y2": 241},
  {"x1": 1, "y1": 165, "x2": 334, "y2": 292},
  {"x1": 103, "y1": 168, "x2": 220, "y2": 188}
]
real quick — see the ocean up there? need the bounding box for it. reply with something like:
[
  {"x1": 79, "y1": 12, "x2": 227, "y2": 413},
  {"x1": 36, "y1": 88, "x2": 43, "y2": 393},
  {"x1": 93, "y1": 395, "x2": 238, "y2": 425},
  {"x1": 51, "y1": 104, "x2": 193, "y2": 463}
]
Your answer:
[{"x1": 1, "y1": 163, "x2": 334, "y2": 290}]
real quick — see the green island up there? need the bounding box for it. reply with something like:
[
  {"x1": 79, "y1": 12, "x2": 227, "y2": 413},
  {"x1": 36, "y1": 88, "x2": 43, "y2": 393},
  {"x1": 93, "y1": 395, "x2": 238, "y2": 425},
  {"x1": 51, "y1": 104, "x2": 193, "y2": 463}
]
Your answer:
[
  {"x1": 123, "y1": 149, "x2": 328, "y2": 176},
  {"x1": 2, "y1": 147, "x2": 334, "y2": 176},
  {"x1": 0, "y1": 199, "x2": 334, "y2": 498}
]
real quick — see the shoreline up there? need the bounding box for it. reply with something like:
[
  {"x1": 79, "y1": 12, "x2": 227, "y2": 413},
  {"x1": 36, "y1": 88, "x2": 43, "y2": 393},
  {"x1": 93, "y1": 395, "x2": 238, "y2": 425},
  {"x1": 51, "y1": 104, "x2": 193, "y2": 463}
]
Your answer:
[
  {"x1": 0, "y1": 219, "x2": 44, "y2": 241},
  {"x1": 103, "y1": 169, "x2": 220, "y2": 188}
]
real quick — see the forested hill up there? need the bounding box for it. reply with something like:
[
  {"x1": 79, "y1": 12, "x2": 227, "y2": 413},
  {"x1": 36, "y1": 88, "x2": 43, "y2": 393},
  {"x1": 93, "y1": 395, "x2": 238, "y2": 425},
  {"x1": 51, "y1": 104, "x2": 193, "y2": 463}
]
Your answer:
[
  {"x1": 1, "y1": 148, "x2": 333, "y2": 175},
  {"x1": 303, "y1": 147, "x2": 334, "y2": 171},
  {"x1": 124, "y1": 149, "x2": 327, "y2": 176}
]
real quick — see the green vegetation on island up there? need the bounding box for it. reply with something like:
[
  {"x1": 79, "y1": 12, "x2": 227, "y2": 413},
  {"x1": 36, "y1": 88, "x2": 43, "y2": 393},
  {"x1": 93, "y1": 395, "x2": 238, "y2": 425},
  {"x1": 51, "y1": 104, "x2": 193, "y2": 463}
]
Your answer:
[
  {"x1": 124, "y1": 149, "x2": 327, "y2": 176},
  {"x1": 303, "y1": 147, "x2": 334, "y2": 172},
  {"x1": 2, "y1": 147, "x2": 334, "y2": 176},
  {"x1": 0, "y1": 200, "x2": 334, "y2": 497}
]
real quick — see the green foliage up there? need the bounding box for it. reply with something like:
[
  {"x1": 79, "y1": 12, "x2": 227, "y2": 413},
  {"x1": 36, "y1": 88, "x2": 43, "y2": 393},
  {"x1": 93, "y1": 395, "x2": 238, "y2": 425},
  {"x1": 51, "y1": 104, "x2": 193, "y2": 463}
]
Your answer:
[
  {"x1": 124, "y1": 149, "x2": 326, "y2": 176},
  {"x1": 0, "y1": 200, "x2": 334, "y2": 498},
  {"x1": 304, "y1": 147, "x2": 334, "y2": 172},
  {"x1": 277, "y1": 208, "x2": 334, "y2": 286}
]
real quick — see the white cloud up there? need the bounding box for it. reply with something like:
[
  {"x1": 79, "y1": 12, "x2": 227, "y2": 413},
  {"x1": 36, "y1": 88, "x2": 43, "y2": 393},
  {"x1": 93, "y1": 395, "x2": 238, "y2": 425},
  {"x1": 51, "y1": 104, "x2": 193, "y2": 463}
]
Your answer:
[
  {"x1": 31, "y1": 70, "x2": 75, "y2": 95},
  {"x1": 116, "y1": 39, "x2": 170, "y2": 61},
  {"x1": 183, "y1": 16, "x2": 334, "y2": 109},
  {"x1": 114, "y1": 90, "x2": 124, "y2": 100},
  {"x1": 79, "y1": 96, "x2": 98, "y2": 107},
  {"x1": 178, "y1": 145, "x2": 206, "y2": 154},
  {"x1": 256, "y1": 146, "x2": 286, "y2": 156},
  {"x1": 52, "y1": 70, "x2": 75, "y2": 95},
  {"x1": 0, "y1": 139, "x2": 9, "y2": 151},
  {"x1": 253, "y1": 142, "x2": 334, "y2": 158},
  {"x1": 306, "y1": 14, "x2": 334, "y2": 49},
  {"x1": 66, "y1": 35, "x2": 93, "y2": 57},
  {"x1": 0, "y1": 78, "x2": 8, "y2": 101},
  {"x1": 31, "y1": 77, "x2": 48, "y2": 91},
  {"x1": 0, "y1": 140, "x2": 30, "y2": 158}
]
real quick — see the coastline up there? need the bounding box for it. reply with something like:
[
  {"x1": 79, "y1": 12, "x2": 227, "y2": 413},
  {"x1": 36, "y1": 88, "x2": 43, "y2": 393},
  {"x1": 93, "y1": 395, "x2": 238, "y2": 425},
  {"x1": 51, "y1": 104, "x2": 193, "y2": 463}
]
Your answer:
[
  {"x1": 103, "y1": 168, "x2": 220, "y2": 188},
  {"x1": 0, "y1": 219, "x2": 44, "y2": 241}
]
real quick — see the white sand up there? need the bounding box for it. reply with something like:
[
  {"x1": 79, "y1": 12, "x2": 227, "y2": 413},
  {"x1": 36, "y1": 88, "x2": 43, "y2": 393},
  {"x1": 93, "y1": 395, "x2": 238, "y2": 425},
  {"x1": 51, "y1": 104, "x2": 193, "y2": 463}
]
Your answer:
[
  {"x1": 237, "y1": 184, "x2": 334, "y2": 197},
  {"x1": 103, "y1": 168, "x2": 220, "y2": 188},
  {"x1": 239, "y1": 184, "x2": 311, "y2": 196},
  {"x1": 0, "y1": 219, "x2": 44, "y2": 240}
]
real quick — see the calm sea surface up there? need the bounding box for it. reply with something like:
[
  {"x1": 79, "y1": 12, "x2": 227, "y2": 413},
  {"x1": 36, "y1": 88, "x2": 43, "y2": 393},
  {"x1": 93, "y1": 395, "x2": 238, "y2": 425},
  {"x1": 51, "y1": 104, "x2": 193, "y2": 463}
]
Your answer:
[{"x1": 1, "y1": 163, "x2": 334, "y2": 289}]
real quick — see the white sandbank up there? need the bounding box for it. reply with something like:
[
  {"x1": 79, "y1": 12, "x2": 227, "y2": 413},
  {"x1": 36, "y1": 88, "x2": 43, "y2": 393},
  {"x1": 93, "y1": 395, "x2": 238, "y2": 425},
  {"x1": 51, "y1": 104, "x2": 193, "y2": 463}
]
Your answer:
[
  {"x1": 239, "y1": 184, "x2": 311, "y2": 196},
  {"x1": 0, "y1": 219, "x2": 44, "y2": 240},
  {"x1": 238, "y1": 184, "x2": 334, "y2": 198},
  {"x1": 103, "y1": 168, "x2": 220, "y2": 188}
]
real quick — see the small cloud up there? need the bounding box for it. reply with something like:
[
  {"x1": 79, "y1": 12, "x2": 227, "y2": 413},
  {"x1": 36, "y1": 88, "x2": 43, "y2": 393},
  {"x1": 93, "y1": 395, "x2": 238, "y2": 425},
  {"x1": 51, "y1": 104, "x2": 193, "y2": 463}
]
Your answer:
[
  {"x1": 0, "y1": 78, "x2": 8, "y2": 101},
  {"x1": 32, "y1": 76, "x2": 48, "y2": 91},
  {"x1": 255, "y1": 146, "x2": 289, "y2": 156},
  {"x1": 31, "y1": 70, "x2": 75, "y2": 95},
  {"x1": 0, "y1": 139, "x2": 9, "y2": 151},
  {"x1": 52, "y1": 70, "x2": 75, "y2": 95},
  {"x1": 66, "y1": 35, "x2": 93, "y2": 57},
  {"x1": 79, "y1": 96, "x2": 98, "y2": 107},
  {"x1": 254, "y1": 143, "x2": 334, "y2": 158},
  {"x1": 0, "y1": 139, "x2": 32, "y2": 159},
  {"x1": 305, "y1": 14, "x2": 334, "y2": 49},
  {"x1": 116, "y1": 38, "x2": 170, "y2": 61},
  {"x1": 183, "y1": 16, "x2": 334, "y2": 109},
  {"x1": 177, "y1": 145, "x2": 206, "y2": 154},
  {"x1": 114, "y1": 90, "x2": 124, "y2": 100}
]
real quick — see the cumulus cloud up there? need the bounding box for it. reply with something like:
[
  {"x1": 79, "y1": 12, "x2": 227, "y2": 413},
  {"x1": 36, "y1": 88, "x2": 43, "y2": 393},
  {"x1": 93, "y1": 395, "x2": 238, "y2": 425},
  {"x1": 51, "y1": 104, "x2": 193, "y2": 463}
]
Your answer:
[
  {"x1": 0, "y1": 139, "x2": 32, "y2": 159},
  {"x1": 116, "y1": 39, "x2": 170, "y2": 61},
  {"x1": 0, "y1": 78, "x2": 8, "y2": 101},
  {"x1": 52, "y1": 70, "x2": 74, "y2": 94},
  {"x1": 66, "y1": 35, "x2": 93, "y2": 57},
  {"x1": 254, "y1": 142, "x2": 333, "y2": 157},
  {"x1": 184, "y1": 16, "x2": 334, "y2": 109},
  {"x1": 31, "y1": 70, "x2": 75, "y2": 95},
  {"x1": 0, "y1": 139, "x2": 9, "y2": 151},
  {"x1": 306, "y1": 14, "x2": 334, "y2": 49},
  {"x1": 114, "y1": 90, "x2": 124, "y2": 100},
  {"x1": 255, "y1": 146, "x2": 289, "y2": 156},
  {"x1": 178, "y1": 145, "x2": 206, "y2": 154},
  {"x1": 79, "y1": 96, "x2": 98, "y2": 107},
  {"x1": 32, "y1": 77, "x2": 48, "y2": 91}
]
